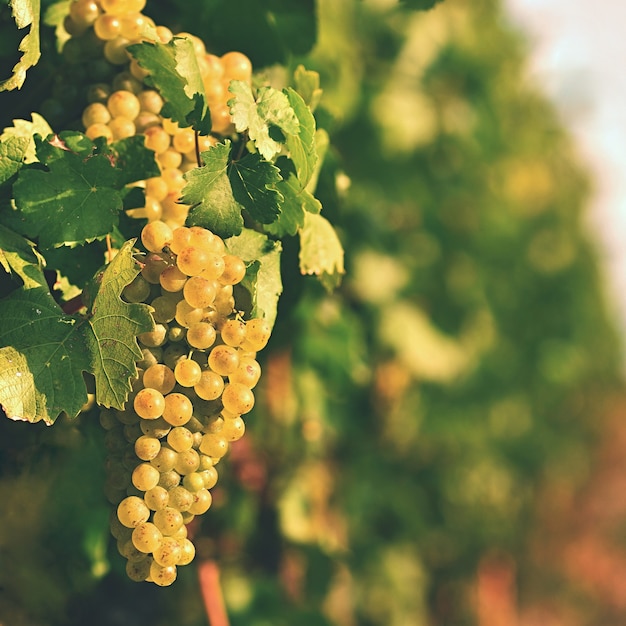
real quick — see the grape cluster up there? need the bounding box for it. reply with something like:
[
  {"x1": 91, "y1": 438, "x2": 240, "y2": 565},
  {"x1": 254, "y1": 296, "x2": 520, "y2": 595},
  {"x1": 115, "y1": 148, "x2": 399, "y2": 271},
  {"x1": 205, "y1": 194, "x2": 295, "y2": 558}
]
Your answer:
[
  {"x1": 100, "y1": 220, "x2": 271, "y2": 585},
  {"x1": 62, "y1": 0, "x2": 252, "y2": 228}
]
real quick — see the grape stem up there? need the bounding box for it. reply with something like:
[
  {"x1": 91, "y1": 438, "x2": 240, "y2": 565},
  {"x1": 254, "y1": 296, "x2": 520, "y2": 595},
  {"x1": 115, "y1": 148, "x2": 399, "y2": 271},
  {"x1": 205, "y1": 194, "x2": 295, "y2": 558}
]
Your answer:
[
  {"x1": 62, "y1": 293, "x2": 85, "y2": 314},
  {"x1": 198, "y1": 560, "x2": 230, "y2": 626},
  {"x1": 194, "y1": 130, "x2": 202, "y2": 167}
]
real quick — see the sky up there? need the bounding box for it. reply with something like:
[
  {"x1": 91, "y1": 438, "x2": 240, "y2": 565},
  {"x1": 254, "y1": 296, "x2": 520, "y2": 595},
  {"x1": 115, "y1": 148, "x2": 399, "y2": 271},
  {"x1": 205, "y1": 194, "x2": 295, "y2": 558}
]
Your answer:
[{"x1": 503, "y1": 0, "x2": 626, "y2": 335}]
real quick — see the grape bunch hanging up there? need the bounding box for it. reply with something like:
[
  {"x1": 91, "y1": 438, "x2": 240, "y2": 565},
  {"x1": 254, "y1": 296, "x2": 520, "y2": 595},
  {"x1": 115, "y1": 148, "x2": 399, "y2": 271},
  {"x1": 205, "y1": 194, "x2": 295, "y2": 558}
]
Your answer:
[
  {"x1": 61, "y1": 0, "x2": 268, "y2": 585},
  {"x1": 64, "y1": 0, "x2": 252, "y2": 228},
  {"x1": 102, "y1": 221, "x2": 271, "y2": 586}
]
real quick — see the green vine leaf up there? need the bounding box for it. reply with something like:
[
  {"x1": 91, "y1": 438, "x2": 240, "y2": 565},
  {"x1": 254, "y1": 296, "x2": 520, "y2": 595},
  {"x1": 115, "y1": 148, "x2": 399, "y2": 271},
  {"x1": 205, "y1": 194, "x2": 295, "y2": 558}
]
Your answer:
[
  {"x1": 228, "y1": 81, "x2": 299, "y2": 161},
  {"x1": 12, "y1": 135, "x2": 123, "y2": 247},
  {"x1": 1, "y1": 113, "x2": 52, "y2": 163},
  {"x1": 229, "y1": 152, "x2": 283, "y2": 224},
  {"x1": 82, "y1": 240, "x2": 154, "y2": 409},
  {"x1": 264, "y1": 172, "x2": 321, "y2": 237},
  {"x1": 299, "y1": 212, "x2": 344, "y2": 290},
  {"x1": 0, "y1": 240, "x2": 152, "y2": 423},
  {"x1": 226, "y1": 228, "x2": 282, "y2": 328},
  {"x1": 0, "y1": 223, "x2": 46, "y2": 289},
  {"x1": 293, "y1": 64, "x2": 323, "y2": 112},
  {"x1": 183, "y1": 141, "x2": 244, "y2": 238},
  {"x1": 0, "y1": 288, "x2": 91, "y2": 424},
  {"x1": 0, "y1": 135, "x2": 29, "y2": 186},
  {"x1": 127, "y1": 38, "x2": 212, "y2": 134},
  {"x1": 0, "y1": 0, "x2": 41, "y2": 91},
  {"x1": 284, "y1": 87, "x2": 317, "y2": 188}
]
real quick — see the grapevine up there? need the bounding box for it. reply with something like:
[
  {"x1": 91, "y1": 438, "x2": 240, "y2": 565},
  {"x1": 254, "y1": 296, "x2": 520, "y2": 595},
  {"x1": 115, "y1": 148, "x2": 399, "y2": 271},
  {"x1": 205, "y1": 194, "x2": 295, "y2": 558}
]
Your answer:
[{"x1": 0, "y1": 0, "x2": 344, "y2": 586}]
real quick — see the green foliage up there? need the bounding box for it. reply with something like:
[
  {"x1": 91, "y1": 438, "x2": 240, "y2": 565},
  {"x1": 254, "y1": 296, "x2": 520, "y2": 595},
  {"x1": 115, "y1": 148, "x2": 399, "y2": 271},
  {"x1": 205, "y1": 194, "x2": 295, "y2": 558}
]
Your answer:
[{"x1": 0, "y1": 0, "x2": 41, "y2": 91}]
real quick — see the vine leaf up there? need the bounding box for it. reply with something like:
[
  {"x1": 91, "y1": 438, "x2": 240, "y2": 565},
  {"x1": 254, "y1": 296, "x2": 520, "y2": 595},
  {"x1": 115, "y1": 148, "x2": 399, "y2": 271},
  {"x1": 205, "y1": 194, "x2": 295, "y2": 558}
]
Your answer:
[
  {"x1": 1, "y1": 113, "x2": 53, "y2": 163},
  {"x1": 284, "y1": 87, "x2": 317, "y2": 188},
  {"x1": 0, "y1": 223, "x2": 46, "y2": 289},
  {"x1": 226, "y1": 228, "x2": 282, "y2": 328},
  {"x1": 111, "y1": 135, "x2": 160, "y2": 186},
  {"x1": 82, "y1": 240, "x2": 154, "y2": 409},
  {"x1": 265, "y1": 172, "x2": 320, "y2": 237},
  {"x1": 0, "y1": 239, "x2": 152, "y2": 423},
  {"x1": 128, "y1": 38, "x2": 212, "y2": 134},
  {"x1": 229, "y1": 152, "x2": 283, "y2": 224},
  {"x1": 0, "y1": 0, "x2": 41, "y2": 91},
  {"x1": 183, "y1": 141, "x2": 244, "y2": 238},
  {"x1": 299, "y1": 212, "x2": 345, "y2": 290},
  {"x1": 0, "y1": 135, "x2": 29, "y2": 186},
  {"x1": 12, "y1": 135, "x2": 123, "y2": 247},
  {"x1": 293, "y1": 65, "x2": 323, "y2": 112},
  {"x1": 228, "y1": 81, "x2": 299, "y2": 160},
  {"x1": 0, "y1": 287, "x2": 91, "y2": 424}
]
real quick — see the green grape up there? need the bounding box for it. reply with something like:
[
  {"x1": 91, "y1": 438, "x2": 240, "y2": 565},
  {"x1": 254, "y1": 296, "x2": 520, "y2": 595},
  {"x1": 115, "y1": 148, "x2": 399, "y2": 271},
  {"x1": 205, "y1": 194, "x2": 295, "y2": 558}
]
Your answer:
[
  {"x1": 175, "y1": 299, "x2": 204, "y2": 328},
  {"x1": 167, "y1": 486, "x2": 194, "y2": 512},
  {"x1": 141, "y1": 220, "x2": 173, "y2": 253},
  {"x1": 158, "y1": 469, "x2": 181, "y2": 489},
  {"x1": 108, "y1": 116, "x2": 136, "y2": 140},
  {"x1": 99, "y1": 408, "x2": 118, "y2": 430},
  {"x1": 126, "y1": 557, "x2": 152, "y2": 582},
  {"x1": 174, "y1": 358, "x2": 202, "y2": 387},
  {"x1": 93, "y1": 13, "x2": 122, "y2": 40},
  {"x1": 140, "y1": 253, "x2": 168, "y2": 284},
  {"x1": 222, "y1": 51, "x2": 253, "y2": 82},
  {"x1": 161, "y1": 167, "x2": 185, "y2": 193},
  {"x1": 138, "y1": 89, "x2": 163, "y2": 114},
  {"x1": 188, "y1": 488, "x2": 212, "y2": 515},
  {"x1": 221, "y1": 416, "x2": 246, "y2": 441},
  {"x1": 183, "y1": 275, "x2": 217, "y2": 308},
  {"x1": 151, "y1": 295, "x2": 178, "y2": 323},
  {"x1": 69, "y1": 0, "x2": 101, "y2": 27},
  {"x1": 199, "y1": 434, "x2": 228, "y2": 459},
  {"x1": 220, "y1": 319, "x2": 246, "y2": 347},
  {"x1": 162, "y1": 392, "x2": 193, "y2": 426},
  {"x1": 149, "y1": 562, "x2": 177, "y2": 587},
  {"x1": 117, "y1": 495, "x2": 150, "y2": 528},
  {"x1": 112, "y1": 70, "x2": 142, "y2": 95},
  {"x1": 194, "y1": 369, "x2": 224, "y2": 401},
  {"x1": 136, "y1": 346, "x2": 161, "y2": 370},
  {"x1": 222, "y1": 382, "x2": 255, "y2": 415},
  {"x1": 145, "y1": 176, "x2": 169, "y2": 201},
  {"x1": 174, "y1": 449, "x2": 200, "y2": 475},
  {"x1": 163, "y1": 343, "x2": 188, "y2": 369},
  {"x1": 153, "y1": 536, "x2": 182, "y2": 567},
  {"x1": 139, "y1": 416, "x2": 171, "y2": 439},
  {"x1": 143, "y1": 363, "x2": 176, "y2": 394},
  {"x1": 132, "y1": 521, "x2": 163, "y2": 553},
  {"x1": 104, "y1": 36, "x2": 131, "y2": 65},
  {"x1": 144, "y1": 125, "x2": 171, "y2": 154},
  {"x1": 134, "y1": 434, "x2": 161, "y2": 460},
  {"x1": 159, "y1": 265, "x2": 187, "y2": 292},
  {"x1": 118, "y1": 538, "x2": 146, "y2": 562},
  {"x1": 208, "y1": 344, "x2": 239, "y2": 376},
  {"x1": 101, "y1": 0, "x2": 146, "y2": 13},
  {"x1": 177, "y1": 538, "x2": 196, "y2": 566},
  {"x1": 167, "y1": 426, "x2": 194, "y2": 452},
  {"x1": 243, "y1": 318, "x2": 272, "y2": 351},
  {"x1": 182, "y1": 472, "x2": 205, "y2": 492},
  {"x1": 121, "y1": 274, "x2": 150, "y2": 303},
  {"x1": 133, "y1": 387, "x2": 165, "y2": 420},
  {"x1": 199, "y1": 466, "x2": 218, "y2": 489},
  {"x1": 149, "y1": 445, "x2": 177, "y2": 472},
  {"x1": 153, "y1": 507, "x2": 184, "y2": 535},
  {"x1": 176, "y1": 246, "x2": 211, "y2": 276},
  {"x1": 228, "y1": 357, "x2": 261, "y2": 388},
  {"x1": 123, "y1": 422, "x2": 142, "y2": 443},
  {"x1": 82, "y1": 101, "x2": 111, "y2": 127},
  {"x1": 197, "y1": 253, "x2": 225, "y2": 281},
  {"x1": 144, "y1": 485, "x2": 169, "y2": 511},
  {"x1": 172, "y1": 127, "x2": 195, "y2": 154},
  {"x1": 186, "y1": 321, "x2": 217, "y2": 350},
  {"x1": 170, "y1": 226, "x2": 192, "y2": 255},
  {"x1": 119, "y1": 12, "x2": 148, "y2": 40},
  {"x1": 219, "y1": 254, "x2": 246, "y2": 285},
  {"x1": 138, "y1": 324, "x2": 167, "y2": 347},
  {"x1": 131, "y1": 462, "x2": 160, "y2": 491},
  {"x1": 157, "y1": 149, "x2": 182, "y2": 170}
]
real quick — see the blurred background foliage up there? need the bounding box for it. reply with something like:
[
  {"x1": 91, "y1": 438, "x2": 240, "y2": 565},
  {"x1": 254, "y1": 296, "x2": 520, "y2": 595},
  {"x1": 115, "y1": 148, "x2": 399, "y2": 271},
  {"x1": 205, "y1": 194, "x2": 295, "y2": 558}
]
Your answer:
[{"x1": 1, "y1": 0, "x2": 624, "y2": 624}]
